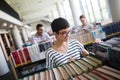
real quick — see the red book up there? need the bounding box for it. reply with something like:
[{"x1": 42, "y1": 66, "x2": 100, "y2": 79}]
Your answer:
[
  {"x1": 23, "y1": 48, "x2": 31, "y2": 63},
  {"x1": 18, "y1": 49, "x2": 26, "y2": 65},
  {"x1": 11, "y1": 50, "x2": 21, "y2": 67}
]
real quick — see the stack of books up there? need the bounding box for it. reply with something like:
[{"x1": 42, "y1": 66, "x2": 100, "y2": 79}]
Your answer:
[
  {"x1": 21, "y1": 56, "x2": 118, "y2": 80},
  {"x1": 73, "y1": 65, "x2": 120, "y2": 80},
  {"x1": 11, "y1": 48, "x2": 31, "y2": 67}
]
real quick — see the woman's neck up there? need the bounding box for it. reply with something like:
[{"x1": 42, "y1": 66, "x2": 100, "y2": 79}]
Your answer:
[{"x1": 54, "y1": 40, "x2": 67, "y2": 47}]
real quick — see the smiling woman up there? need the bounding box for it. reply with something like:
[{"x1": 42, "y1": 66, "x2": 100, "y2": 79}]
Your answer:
[{"x1": 45, "y1": 17, "x2": 89, "y2": 69}]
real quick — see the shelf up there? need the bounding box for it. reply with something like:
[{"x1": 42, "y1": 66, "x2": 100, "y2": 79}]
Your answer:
[{"x1": 15, "y1": 58, "x2": 46, "y2": 69}]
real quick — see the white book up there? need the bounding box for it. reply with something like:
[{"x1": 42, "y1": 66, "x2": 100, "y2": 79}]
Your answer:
[
  {"x1": 45, "y1": 70, "x2": 50, "y2": 80},
  {"x1": 78, "y1": 75, "x2": 89, "y2": 80},
  {"x1": 78, "y1": 60, "x2": 93, "y2": 70},
  {"x1": 89, "y1": 72, "x2": 104, "y2": 80},
  {"x1": 23, "y1": 77, "x2": 28, "y2": 80},
  {"x1": 86, "y1": 56, "x2": 102, "y2": 65},
  {"x1": 102, "y1": 66, "x2": 120, "y2": 74},
  {"x1": 65, "y1": 64, "x2": 76, "y2": 76},
  {"x1": 49, "y1": 69, "x2": 55, "y2": 80},
  {"x1": 83, "y1": 73, "x2": 96, "y2": 80},
  {"x1": 69, "y1": 63, "x2": 82, "y2": 75},
  {"x1": 82, "y1": 58, "x2": 98, "y2": 67},
  {"x1": 58, "y1": 66, "x2": 69, "y2": 80},
  {"x1": 74, "y1": 61, "x2": 88, "y2": 72},
  {"x1": 40, "y1": 72, "x2": 45, "y2": 80},
  {"x1": 62, "y1": 65, "x2": 73, "y2": 77},
  {"x1": 52, "y1": 68, "x2": 63, "y2": 80},
  {"x1": 92, "y1": 70, "x2": 114, "y2": 80},
  {"x1": 34, "y1": 73, "x2": 40, "y2": 80},
  {"x1": 73, "y1": 77, "x2": 79, "y2": 80},
  {"x1": 96, "y1": 67, "x2": 120, "y2": 79},
  {"x1": 28, "y1": 75, "x2": 34, "y2": 80}
]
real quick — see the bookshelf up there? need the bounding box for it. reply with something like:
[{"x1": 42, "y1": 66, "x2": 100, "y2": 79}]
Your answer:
[
  {"x1": 10, "y1": 42, "x2": 53, "y2": 78},
  {"x1": 0, "y1": 33, "x2": 15, "y2": 60}
]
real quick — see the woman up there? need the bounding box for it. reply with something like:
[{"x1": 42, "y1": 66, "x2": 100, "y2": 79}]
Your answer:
[
  {"x1": 45, "y1": 17, "x2": 89, "y2": 69},
  {"x1": 79, "y1": 15, "x2": 94, "y2": 32}
]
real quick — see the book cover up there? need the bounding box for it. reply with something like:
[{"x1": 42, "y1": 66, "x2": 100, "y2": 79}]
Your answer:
[
  {"x1": 11, "y1": 50, "x2": 21, "y2": 67},
  {"x1": 52, "y1": 68, "x2": 63, "y2": 80},
  {"x1": 74, "y1": 61, "x2": 88, "y2": 72},
  {"x1": 78, "y1": 59, "x2": 93, "y2": 70},
  {"x1": 18, "y1": 49, "x2": 26, "y2": 65},
  {"x1": 69, "y1": 63, "x2": 82, "y2": 75},
  {"x1": 23, "y1": 47, "x2": 31, "y2": 63},
  {"x1": 82, "y1": 57, "x2": 98, "y2": 67},
  {"x1": 57, "y1": 66, "x2": 69, "y2": 80}
]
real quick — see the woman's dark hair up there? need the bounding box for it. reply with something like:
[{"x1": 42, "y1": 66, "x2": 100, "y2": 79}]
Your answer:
[
  {"x1": 36, "y1": 24, "x2": 43, "y2": 30},
  {"x1": 79, "y1": 15, "x2": 86, "y2": 19},
  {"x1": 51, "y1": 17, "x2": 70, "y2": 34}
]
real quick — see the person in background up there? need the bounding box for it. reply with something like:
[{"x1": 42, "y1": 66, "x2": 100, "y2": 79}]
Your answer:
[
  {"x1": 79, "y1": 15, "x2": 94, "y2": 32},
  {"x1": 45, "y1": 17, "x2": 89, "y2": 69},
  {"x1": 31, "y1": 24, "x2": 52, "y2": 44}
]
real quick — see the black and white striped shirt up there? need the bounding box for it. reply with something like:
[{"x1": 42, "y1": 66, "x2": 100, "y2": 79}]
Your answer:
[{"x1": 45, "y1": 40, "x2": 84, "y2": 69}]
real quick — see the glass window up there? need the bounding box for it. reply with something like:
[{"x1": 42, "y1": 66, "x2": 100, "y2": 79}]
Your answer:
[
  {"x1": 91, "y1": 0, "x2": 102, "y2": 22},
  {"x1": 99, "y1": 0, "x2": 109, "y2": 20},
  {"x1": 53, "y1": 9, "x2": 59, "y2": 18},
  {"x1": 86, "y1": 0, "x2": 95, "y2": 22},
  {"x1": 62, "y1": 0, "x2": 74, "y2": 26}
]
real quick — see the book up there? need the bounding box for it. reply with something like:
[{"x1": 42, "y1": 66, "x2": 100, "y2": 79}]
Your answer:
[
  {"x1": 86, "y1": 56, "x2": 102, "y2": 65},
  {"x1": 69, "y1": 63, "x2": 82, "y2": 75},
  {"x1": 28, "y1": 75, "x2": 34, "y2": 80},
  {"x1": 78, "y1": 60, "x2": 93, "y2": 70},
  {"x1": 23, "y1": 47, "x2": 31, "y2": 63},
  {"x1": 96, "y1": 67, "x2": 120, "y2": 79},
  {"x1": 49, "y1": 69, "x2": 55, "y2": 80},
  {"x1": 52, "y1": 68, "x2": 63, "y2": 80},
  {"x1": 74, "y1": 61, "x2": 88, "y2": 72},
  {"x1": 40, "y1": 71, "x2": 45, "y2": 80},
  {"x1": 34, "y1": 73, "x2": 40, "y2": 80},
  {"x1": 18, "y1": 49, "x2": 26, "y2": 65},
  {"x1": 92, "y1": 69, "x2": 117, "y2": 80},
  {"x1": 45, "y1": 70, "x2": 50, "y2": 80},
  {"x1": 57, "y1": 66, "x2": 69, "y2": 80},
  {"x1": 89, "y1": 72, "x2": 106, "y2": 80},
  {"x1": 62, "y1": 65, "x2": 73, "y2": 77},
  {"x1": 102, "y1": 66, "x2": 120, "y2": 74},
  {"x1": 11, "y1": 50, "x2": 21, "y2": 67},
  {"x1": 23, "y1": 77, "x2": 28, "y2": 80},
  {"x1": 83, "y1": 73, "x2": 97, "y2": 80},
  {"x1": 65, "y1": 64, "x2": 76, "y2": 76},
  {"x1": 82, "y1": 57, "x2": 98, "y2": 67}
]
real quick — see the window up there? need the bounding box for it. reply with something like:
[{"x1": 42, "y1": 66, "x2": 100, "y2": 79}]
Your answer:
[
  {"x1": 53, "y1": 9, "x2": 59, "y2": 18},
  {"x1": 62, "y1": 0, "x2": 74, "y2": 26}
]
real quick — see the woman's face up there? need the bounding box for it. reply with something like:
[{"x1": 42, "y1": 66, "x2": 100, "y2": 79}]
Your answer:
[{"x1": 54, "y1": 28, "x2": 71, "y2": 42}]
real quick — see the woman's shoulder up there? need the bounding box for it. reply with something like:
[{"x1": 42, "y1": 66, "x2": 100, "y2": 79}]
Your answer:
[
  {"x1": 69, "y1": 39, "x2": 81, "y2": 44},
  {"x1": 45, "y1": 48, "x2": 55, "y2": 55}
]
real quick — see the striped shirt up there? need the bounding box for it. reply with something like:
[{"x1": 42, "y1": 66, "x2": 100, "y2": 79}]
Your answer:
[{"x1": 45, "y1": 40, "x2": 84, "y2": 69}]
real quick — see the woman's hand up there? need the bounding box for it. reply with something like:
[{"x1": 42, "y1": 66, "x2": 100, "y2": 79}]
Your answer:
[{"x1": 68, "y1": 57, "x2": 75, "y2": 62}]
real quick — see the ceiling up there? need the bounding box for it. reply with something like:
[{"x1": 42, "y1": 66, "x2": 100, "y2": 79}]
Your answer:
[{"x1": 5, "y1": 0, "x2": 63, "y2": 24}]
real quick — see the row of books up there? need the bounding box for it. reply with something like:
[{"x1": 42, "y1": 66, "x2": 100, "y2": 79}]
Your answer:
[
  {"x1": 20, "y1": 56, "x2": 106, "y2": 80},
  {"x1": 73, "y1": 65, "x2": 120, "y2": 80},
  {"x1": 103, "y1": 21, "x2": 120, "y2": 36},
  {"x1": 38, "y1": 42, "x2": 53, "y2": 52},
  {"x1": 11, "y1": 47, "x2": 31, "y2": 67},
  {"x1": 11, "y1": 45, "x2": 45, "y2": 67},
  {"x1": 21, "y1": 56, "x2": 120, "y2": 80},
  {"x1": 70, "y1": 28, "x2": 106, "y2": 45}
]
